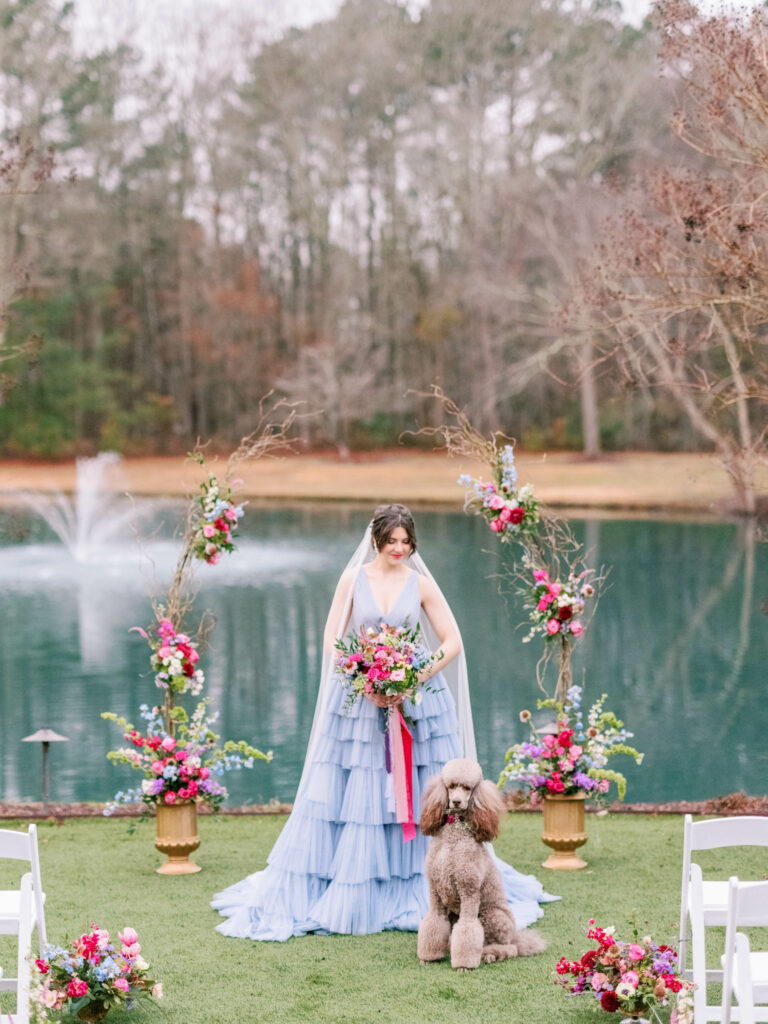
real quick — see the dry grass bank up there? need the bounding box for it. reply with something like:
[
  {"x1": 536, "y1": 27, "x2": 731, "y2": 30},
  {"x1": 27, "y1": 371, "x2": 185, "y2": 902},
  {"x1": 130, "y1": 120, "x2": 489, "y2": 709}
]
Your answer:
[{"x1": 0, "y1": 450, "x2": 765, "y2": 513}]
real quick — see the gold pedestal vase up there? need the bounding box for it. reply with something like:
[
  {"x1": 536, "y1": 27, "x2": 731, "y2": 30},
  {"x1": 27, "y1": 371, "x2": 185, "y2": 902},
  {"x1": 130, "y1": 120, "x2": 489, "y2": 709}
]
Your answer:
[
  {"x1": 76, "y1": 1000, "x2": 110, "y2": 1022},
  {"x1": 154, "y1": 799, "x2": 201, "y2": 874},
  {"x1": 541, "y1": 791, "x2": 587, "y2": 869}
]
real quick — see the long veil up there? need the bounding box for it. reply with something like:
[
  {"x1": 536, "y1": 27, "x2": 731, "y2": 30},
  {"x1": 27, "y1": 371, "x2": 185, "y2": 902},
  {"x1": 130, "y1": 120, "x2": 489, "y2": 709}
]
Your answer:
[{"x1": 296, "y1": 523, "x2": 476, "y2": 800}]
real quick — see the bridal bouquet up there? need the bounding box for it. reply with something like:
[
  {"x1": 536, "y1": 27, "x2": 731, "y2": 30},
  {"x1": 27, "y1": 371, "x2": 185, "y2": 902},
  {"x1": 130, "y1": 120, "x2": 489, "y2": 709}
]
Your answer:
[
  {"x1": 30, "y1": 925, "x2": 162, "y2": 1022},
  {"x1": 335, "y1": 622, "x2": 441, "y2": 710},
  {"x1": 191, "y1": 471, "x2": 244, "y2": 564},
  {"x1": 102, "y1": 701, "x2": 270, "y2": 815},
  {"x1": 498, "y1": 685, "x2": 643, "y2": 802},
  {"x1": 555, "y1": 920, "x2": 694, "y2": 1023},
  {"x1": 458, "y1": 443, "x2": 540, "y2": 542}
]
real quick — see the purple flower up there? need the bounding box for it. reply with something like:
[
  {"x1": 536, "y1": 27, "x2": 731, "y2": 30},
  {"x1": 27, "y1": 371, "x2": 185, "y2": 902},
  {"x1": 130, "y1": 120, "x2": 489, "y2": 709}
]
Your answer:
[{"x1": 573, "y1": 772, "x2": 593, "y2": 789}]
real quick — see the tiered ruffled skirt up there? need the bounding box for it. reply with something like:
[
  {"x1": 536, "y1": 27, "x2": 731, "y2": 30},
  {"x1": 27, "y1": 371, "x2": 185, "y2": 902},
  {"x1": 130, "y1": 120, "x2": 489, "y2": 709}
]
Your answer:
[{"x1": 212, "y1": 680, "x2": 552, "y2": 941}]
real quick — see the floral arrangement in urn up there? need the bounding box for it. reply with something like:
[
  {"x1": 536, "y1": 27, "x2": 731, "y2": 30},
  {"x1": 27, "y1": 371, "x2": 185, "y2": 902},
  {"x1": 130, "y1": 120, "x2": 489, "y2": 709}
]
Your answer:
[
  {"x1": 554, "y1": 920, "x2": 694, "y2": 1023},
  {"x1": 498, "y1": 685, "x2": 643, "y2": 803},
  {"x1": 103, "y1": 702, "x2": 269, "y2": 816},
  {"x1": 30, "y1": 925, "x2": 161, "y2": 1022}
]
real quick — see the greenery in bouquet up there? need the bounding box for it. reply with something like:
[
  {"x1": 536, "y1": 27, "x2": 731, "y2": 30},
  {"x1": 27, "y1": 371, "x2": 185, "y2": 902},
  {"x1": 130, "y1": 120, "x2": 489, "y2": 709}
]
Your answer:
[
  {"x1": 103, "y1": 701, "x2": 271, "y2": 816},
  {"x1": 335, "y1": 621, "x2": 442, "y2": 712},
  {"x1": 30, "y1": 925, "x2": 161, "y2": 1022},
  {"x1": 458, "y1": 443, "x2": 540, "y2": 542},
  {"x1": 555, "y1": 920, "x2": 694, "y2": 1023},
  {"x1": 498, "y1": 685, "x2": 643, "y2": 802},
  {"x1": 190, "y1": 471, "x2": 244, "y2": 564}
]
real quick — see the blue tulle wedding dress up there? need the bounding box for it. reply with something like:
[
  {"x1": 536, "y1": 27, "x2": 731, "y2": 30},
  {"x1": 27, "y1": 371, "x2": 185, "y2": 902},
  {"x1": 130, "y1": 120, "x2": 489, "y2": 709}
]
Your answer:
[{"x1": 212, "y1": 566, "x2": 553, "y2": 941}]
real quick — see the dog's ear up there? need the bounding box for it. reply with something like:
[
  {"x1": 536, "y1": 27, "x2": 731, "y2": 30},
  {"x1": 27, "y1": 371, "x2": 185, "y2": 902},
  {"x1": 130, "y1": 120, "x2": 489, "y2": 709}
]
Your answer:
[
  {"x1": 468, "y1": 779, "x2": 505, "y2": 843},
  {"x1": 419, "y1": 775, "x2": 449, "y2": 836}
]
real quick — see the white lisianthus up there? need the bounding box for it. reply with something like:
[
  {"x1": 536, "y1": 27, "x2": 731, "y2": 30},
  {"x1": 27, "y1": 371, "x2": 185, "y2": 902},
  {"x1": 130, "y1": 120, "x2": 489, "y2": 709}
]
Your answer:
[{"x1": 141, "y1": 779, "x2": 154, "y2": 795}]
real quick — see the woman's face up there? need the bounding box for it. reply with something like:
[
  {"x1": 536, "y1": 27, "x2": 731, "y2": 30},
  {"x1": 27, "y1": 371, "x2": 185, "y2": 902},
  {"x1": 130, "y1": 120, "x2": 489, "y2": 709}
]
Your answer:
[{"x1": 379, "y1": 526, "x2": 412, "y2": 562}]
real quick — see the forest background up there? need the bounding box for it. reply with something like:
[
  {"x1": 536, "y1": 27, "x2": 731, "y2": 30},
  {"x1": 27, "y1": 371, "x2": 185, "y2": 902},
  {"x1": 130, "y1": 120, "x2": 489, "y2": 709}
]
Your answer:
[{"x1": 0, "y1": 0, "x2": 766, "y2": 516}]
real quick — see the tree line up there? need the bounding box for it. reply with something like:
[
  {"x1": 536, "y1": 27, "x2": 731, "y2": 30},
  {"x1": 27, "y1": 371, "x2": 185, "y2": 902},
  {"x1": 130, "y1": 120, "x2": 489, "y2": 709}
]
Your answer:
[{"x1": 0, "y1": 0, "x2": 765, "y2": 511}]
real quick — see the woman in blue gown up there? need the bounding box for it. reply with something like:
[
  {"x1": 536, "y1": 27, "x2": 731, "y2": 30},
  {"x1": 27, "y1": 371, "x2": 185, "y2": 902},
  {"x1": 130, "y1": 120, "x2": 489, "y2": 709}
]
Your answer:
[{"x1": 212, "y1": 504, "x2": 555, "y2": 941}]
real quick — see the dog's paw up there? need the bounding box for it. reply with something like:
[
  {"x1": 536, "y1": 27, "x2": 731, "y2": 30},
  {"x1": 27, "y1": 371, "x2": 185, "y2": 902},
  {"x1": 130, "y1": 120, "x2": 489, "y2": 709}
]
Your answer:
[
  {"x1": 454, "y1": 966, "x2": 472, "y2": 973},
  {"x1": 482, "y1": 952, "x2": 497, "y2": 963}
]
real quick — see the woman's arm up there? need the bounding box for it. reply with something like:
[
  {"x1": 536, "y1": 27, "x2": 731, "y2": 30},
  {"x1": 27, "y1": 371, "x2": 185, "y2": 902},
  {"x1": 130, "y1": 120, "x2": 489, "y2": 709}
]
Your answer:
[
  {"x1": 417, "y1": 575, "x2": 462, "y2": 684},
  {"x1": 323, "y1": 567, "x2": 356, "y2": 654}
]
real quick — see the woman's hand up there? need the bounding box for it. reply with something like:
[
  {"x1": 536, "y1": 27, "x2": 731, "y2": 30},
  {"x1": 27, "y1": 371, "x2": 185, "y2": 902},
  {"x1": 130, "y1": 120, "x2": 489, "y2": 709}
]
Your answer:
[{"x1": 365, "y1": 691, "x2": 405, "y2": 708}]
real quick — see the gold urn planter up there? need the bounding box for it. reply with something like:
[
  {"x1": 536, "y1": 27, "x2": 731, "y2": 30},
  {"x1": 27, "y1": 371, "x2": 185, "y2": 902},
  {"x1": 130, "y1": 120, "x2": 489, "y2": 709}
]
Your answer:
[
  {"x1": 541, "y1": 791, "x2": 587, "y2": 870},
  {"x1": 154, "y1": 799, "x2": 201, "y2": 874}
]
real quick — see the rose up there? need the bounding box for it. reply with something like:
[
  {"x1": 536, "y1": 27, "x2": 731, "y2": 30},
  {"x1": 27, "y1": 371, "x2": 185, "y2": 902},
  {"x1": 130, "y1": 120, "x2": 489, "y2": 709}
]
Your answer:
[
  {"x1": 67, "y1": 979, "x2": 88, "y2": 998},
  {"x1": 621, "y1": 970, "x2": 639, "y2": 987},
  {"x1": 498, "y1": 507, "x2": 512, "y2": 522},
  {"x1": 558, "y1": 605, "x2": 573, "y2": 621},
  {"x1": 570, "y1": 621, "x2": 584, "y2": 637},
  {"x1": 161, "y1": 736, "x2": 176, "y2": 752},
  {"x1": 546, "y1": 619, "x2": 561, "y2": 635},
  {"x1": 164, "y1": 791, "x2": 177, "y2": 804},
  {"x1": 114, "y1": 977, "x2": 130, "y2": 993},
  {"x1": 152, "y1": 983, "x2": 164, "y2": 998},
  {"x1": 203, "y1": 524, "x2": 216, "y2": 538},
  {"x1": 489, "y1": 519, "x2": 505, "y2": 532},
  {"x1": 488, "y1": 495, "x2": 505, "y2": 510},
  {"x1": 628, "y1": 944, "x2": 645, "y2": 961},
  {"x1": 542, "y1": 734, "x2": 557, "y2": 748},
  {"x1": 590, "y1": 972, "x2": 608, "y2": 990}
]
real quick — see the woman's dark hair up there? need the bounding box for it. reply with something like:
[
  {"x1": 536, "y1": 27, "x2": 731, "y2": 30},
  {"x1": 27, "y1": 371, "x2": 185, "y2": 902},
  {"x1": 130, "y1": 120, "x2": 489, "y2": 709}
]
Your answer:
[{"x1": 371, "y1": 503, "x2": 417, "y2": 553}]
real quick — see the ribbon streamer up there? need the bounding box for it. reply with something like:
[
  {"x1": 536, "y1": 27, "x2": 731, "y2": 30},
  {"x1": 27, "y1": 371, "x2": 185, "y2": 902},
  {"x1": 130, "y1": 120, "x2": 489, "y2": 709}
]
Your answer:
[{"x1": 386, "y1": 708, "x2": 415, "y2": 842}]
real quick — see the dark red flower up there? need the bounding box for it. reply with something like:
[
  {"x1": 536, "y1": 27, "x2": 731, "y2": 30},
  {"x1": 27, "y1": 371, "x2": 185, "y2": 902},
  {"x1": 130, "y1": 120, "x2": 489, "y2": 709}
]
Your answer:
[
  {"x1": 600, "y1": 991, "x2": 620, "y2": 1012},
  {"x1": 581, "y1": 949, "x2": 598, "y2": 970},
  {"x1": 183, "y1": 661, "x2": 194, "y2": 677},
  {"x1": 558, "y1": 605, "x2": 573, "y2": 621},
  {"x1": 557, "y1": 729, "x2": 573, "y2": 747},
  {"x1": 509, "y1": 507, "x2": 525, "y2": 524}
]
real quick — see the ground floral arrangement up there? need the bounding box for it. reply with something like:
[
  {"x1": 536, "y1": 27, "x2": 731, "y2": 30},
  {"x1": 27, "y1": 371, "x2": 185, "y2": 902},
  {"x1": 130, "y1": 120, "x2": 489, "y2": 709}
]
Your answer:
[
  {"x1": 498, "y1": 686, "x2": 643, "y2": 802},
  {"x1": 555, "y1": 920, "x2": 694, "y2": 1023},
  {"x1": 31, "y1": 925, "x2": 161, "y2": 1022}
]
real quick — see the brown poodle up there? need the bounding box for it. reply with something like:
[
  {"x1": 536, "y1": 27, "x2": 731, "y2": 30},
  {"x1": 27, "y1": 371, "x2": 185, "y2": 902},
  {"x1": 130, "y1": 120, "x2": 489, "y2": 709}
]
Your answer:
[{"x1": 417, "y1": 758, "x2": 546, "y2": 971}]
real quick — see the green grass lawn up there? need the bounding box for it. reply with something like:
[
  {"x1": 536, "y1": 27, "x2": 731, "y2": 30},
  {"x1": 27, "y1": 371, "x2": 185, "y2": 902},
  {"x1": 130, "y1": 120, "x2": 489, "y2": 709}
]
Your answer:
[{"x1": 1, "y1": 812, "x2": 765, "y2": 1024}]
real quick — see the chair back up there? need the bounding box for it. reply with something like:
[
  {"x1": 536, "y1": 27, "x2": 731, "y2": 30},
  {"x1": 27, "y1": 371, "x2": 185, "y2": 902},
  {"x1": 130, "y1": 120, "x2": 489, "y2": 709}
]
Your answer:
[
  {"x1": 0, "y1": 825, "x2": 46, "y2": 951},
  {"x1": 689, "y1": 815, "x2": 768, "y2": 852},
  {"x1": 721, "y1": 876, "x2": 768, "y2": 1024}
]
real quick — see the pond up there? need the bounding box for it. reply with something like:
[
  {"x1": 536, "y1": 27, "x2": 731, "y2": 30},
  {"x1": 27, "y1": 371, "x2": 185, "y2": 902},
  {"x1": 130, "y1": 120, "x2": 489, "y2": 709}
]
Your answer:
[{"x1": 0, "y1": 499, "x2": 765, "y2": 807}]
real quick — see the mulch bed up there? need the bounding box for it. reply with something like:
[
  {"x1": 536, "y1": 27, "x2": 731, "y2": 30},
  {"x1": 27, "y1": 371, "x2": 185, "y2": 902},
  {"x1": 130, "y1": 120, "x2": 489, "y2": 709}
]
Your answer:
[{"x1": 2, "y1": 792, "x2": 767, "y2": 822}]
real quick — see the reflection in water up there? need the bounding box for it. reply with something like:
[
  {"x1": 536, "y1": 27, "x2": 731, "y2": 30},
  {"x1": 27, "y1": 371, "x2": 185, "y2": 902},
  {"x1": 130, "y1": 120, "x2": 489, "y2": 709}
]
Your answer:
[{"x1": 0, "y1": 506, "x2": 765, "y2": 806}]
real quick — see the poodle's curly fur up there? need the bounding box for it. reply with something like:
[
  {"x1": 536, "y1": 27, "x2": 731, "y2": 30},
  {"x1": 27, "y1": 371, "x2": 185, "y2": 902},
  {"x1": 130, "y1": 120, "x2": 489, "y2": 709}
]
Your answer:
[{"x1": 417, "y1": 758, "x2": 547, "y2": 971}]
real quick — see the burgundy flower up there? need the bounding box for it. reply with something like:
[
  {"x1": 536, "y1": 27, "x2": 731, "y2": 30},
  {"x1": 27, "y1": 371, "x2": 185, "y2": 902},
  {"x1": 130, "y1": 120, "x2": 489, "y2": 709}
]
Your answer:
[
  {"x1": 558, "y1": 605, "x2": 573, "y2": 621},
  {"x1": 600, "y1": 991, "x2": 620, "y2": 1012},
  {"x1": 509, "y1": 507, "x2": 525, "y2": 524}
]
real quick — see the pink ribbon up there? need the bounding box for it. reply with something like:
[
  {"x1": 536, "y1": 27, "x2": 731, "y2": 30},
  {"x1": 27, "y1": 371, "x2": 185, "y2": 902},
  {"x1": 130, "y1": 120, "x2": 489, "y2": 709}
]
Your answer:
[{"x1": 387, "y1": 709, "x2": 415, "y2": 842}]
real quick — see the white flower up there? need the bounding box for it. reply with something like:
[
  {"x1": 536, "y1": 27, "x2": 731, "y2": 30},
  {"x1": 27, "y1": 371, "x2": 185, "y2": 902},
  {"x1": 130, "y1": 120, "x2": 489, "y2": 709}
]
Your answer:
[
  {"x1": 616, "y1": 982, "x2": 636, "y2": 999},
  {"x1": 414, "y1": 691, "x2": 423, "y2": 706},
  {"x1": 133, "y1": 955, "x2": 149, "y2": 971},
  {"x1": 169, "y1": 658, "x2": 183, "y2": 676}
]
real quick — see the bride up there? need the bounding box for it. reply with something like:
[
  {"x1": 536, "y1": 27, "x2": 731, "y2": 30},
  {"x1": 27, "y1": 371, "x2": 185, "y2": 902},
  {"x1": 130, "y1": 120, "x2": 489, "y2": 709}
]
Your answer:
[{"x1": 212, "y1": 503, "x2": 554, "y2": 940}]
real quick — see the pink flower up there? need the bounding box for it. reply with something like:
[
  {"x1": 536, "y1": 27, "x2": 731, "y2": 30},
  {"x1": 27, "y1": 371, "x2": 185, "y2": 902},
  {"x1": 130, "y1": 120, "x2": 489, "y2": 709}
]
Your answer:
[
  {"x1": 498, "y1": 507, "x2": 512, "y2": 522},
  {"x1": 622, "y1": 970, "x2": 639, "y2": 986},
  {"x1": 207, "y1": 552, "x2": 221, "y2": 564},
  {"x1": 532, "y1": 569, "x2": 548, "y2": 582},
  {"x1": 225, "y1": 508, "x2": 238, "y2": 522},
  {"x1": 118, "y1": 928, "x2": 138, "y2": 946},
  {"x1": 488, "y1": 495, "x2": 504, "y2": 509},
  {"x1": 591, "y1": 972, "x2": 608, "y2": 990},
  {"x1": 546, "y1": 618, "x2": 561, "y2": 635},
  {"x1": 161, "y1": 736, "x2": 176, "y2": 752},
  {"x1": 489, "y1": 519, "x2": 505, "y2": 532},
  {"x1": 542, "y1": 734, "x2": 556, "y2": 749},
  {"x1": 151, "y1": 760, "x2": 164, "y2": 774},
  {"x1": 178, "y1": 786, "x2": 189, "y2": 799},
  {"x1": 122, "y1": 941, "x2": 141, "y2": 958},
  {"x1": 203, "y1": 524, "x2": 216, "y2": 538},
  {"x1": 390, "y1": 669, "x2": 405, "y2": 681},
  {"x1": 537, "y1": 598, "x2": 549, "y2": 611},
  {"x1": 67, "y1": 979, "x2": 88, "y2": 998},
  {"x1": 152, "y1": 984, "x2": 164, "y2": 998},
  {"x1": 549, "y1": 583, "x2": 562, "y2": 596},
  {"x1": 199, "y1": 767, "x2": 210, "y2": 779},
  {"x1": 628, "y1": 944, "x2": 645, "y2": 961},
  {"x1": 114, "y1": 977, "x2": 130, "y2": 993},
  {"x1": 164, "y1": 791, "x2": 177, "y2": 805},
  {"x1": 599, "y1": 779, "x2": 610, "y2": 793},
  {"x1": 570, "y1": 745, "x2": 583, "y2": 758},
  {"x1": 570, "y1": 621, "x2": 584, "y2": 637}
]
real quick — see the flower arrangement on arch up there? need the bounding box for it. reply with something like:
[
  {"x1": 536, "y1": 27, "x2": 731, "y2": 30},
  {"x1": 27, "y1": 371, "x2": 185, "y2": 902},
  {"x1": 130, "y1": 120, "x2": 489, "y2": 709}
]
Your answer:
[
  {"x1": 102, "y1": 702, "x2": 271, "y2": 816},
  {"x1": 191, "y1": 471, "x2": 244, "y2": 564},
  {"x1": 554, "y1": 920, "x2": 694, "y2": 1023},
  {"x1": 458, "y1": 443, "x2": 540, "y2": 542},
  {"x1": 131, "y1": 615, "x2": 205, "y2": 696},
  {"x1": 335, "y1": 622, "x2": 442, "y2": 712},
  {"x1": 498, "y1": 685, "x2": 643, "y2": 803},
  {"x1": 30, "y1": 925, "x2": 161, "y2": 1023},
  {"x1": 521, "y1": 564, "x2": 596, "y2": 642}
]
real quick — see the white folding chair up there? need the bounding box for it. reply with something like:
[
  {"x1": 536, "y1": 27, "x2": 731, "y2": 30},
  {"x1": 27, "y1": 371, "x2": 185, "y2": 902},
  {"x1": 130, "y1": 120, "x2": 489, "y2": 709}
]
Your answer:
[
  {"x1": 0, "y1": 871, "x2": 34, "y2": 1024},
  {"x1": 680, "y1": 814, "x2": 768, "y2": 1020},
  {"x1": 0, "y1": 826, "x2": 47, "y2": 955},
  {"x1": 721, "y1": 876, "x2": 768, "y2": 1024}
]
